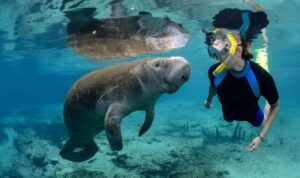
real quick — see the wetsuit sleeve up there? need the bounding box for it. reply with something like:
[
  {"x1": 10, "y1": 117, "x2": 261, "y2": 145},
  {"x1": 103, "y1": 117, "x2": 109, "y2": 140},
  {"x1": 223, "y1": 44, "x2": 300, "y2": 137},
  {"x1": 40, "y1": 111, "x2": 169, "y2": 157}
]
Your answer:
[
  {"x1": 261, "y1": 73, "x2": 279, "y2": 104},
  {"x1": 255, "y1": 65, "x2": 279, "y2": 104}
]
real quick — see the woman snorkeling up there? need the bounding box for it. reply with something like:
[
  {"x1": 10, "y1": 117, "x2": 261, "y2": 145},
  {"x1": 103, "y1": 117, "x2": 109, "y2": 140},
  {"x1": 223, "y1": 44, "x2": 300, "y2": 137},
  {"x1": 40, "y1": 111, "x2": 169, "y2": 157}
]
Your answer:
[{"x1": 203, "y1": 0, "x2": 279, "y2": 152}]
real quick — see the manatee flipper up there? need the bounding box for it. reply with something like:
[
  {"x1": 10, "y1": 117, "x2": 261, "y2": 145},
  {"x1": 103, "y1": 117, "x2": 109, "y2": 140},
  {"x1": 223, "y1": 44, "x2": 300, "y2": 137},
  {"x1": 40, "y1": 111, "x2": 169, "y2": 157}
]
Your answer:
[
  {"x1": 108, "y1": 0, "x2": 127, "y2": 17},
  {"x1": 64, "y1": 8, "x2": 97, "y2": 34},
  {"x1": 104, "y1": 103, "x2": 125, "y2": 151},
  {"x1": 139, "y1": 105, "x2": 155, "y2": 136},
  {"x1": 59, "y1": 138, "x2": 98, "y2": 162}
]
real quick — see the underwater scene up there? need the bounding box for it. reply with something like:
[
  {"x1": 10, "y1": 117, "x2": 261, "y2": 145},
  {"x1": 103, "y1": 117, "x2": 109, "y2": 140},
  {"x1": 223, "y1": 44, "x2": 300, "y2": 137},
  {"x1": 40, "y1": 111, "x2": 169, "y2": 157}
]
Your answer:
[{"x1": 0, "y1": 0, "x2": 300, "y2": 177}]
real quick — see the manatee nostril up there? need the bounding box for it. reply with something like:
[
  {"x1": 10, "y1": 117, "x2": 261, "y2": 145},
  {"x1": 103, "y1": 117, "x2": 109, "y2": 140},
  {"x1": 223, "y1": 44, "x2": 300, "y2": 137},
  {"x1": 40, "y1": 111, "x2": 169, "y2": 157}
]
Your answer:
[
  {"x1": 181, "y1": 66, "x2": 191, "y2": 82},
  {"x1": 181, "y1": 75, "x2": 188, "y2": 82}
]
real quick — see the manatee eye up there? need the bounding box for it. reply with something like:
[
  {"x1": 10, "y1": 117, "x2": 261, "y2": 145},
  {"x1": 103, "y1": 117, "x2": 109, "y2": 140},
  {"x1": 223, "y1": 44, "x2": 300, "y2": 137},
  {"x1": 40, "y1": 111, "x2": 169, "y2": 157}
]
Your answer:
[{"x1": 154, "y1": 62, "x2": 160, "y2": 68}]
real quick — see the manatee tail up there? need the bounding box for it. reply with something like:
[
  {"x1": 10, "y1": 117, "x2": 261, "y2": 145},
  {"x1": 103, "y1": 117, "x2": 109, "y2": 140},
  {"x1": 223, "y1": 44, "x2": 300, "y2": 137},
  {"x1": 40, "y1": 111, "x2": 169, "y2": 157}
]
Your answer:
[{"x1": 59, "y1": 139, "x2": 98, "y2": 162}]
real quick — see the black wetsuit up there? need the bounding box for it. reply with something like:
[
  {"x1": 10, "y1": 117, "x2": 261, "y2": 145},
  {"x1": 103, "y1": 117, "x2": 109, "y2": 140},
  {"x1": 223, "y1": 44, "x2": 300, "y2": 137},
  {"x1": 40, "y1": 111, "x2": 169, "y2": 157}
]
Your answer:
[{"x1": 208, "y1": 61, "x2": 279, "y2": 126}]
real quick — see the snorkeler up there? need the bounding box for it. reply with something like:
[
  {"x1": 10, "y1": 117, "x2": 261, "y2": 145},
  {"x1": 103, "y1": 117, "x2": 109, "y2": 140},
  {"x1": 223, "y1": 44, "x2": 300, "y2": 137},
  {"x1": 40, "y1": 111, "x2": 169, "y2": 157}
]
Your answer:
[
  {"x1": 203, "y1": 28, "x2": 279, "y2": 152},
  {"x1": 202, "y1": 1, "x2": 279, "y2": 152}
]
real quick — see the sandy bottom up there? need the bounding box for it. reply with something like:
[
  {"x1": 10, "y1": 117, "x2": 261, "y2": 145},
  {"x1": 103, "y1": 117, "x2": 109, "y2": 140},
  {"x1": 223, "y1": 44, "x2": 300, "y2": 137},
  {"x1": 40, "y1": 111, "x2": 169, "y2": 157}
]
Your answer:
[{"x1": 0, "y1": 100, "x2": 299, "y2": 178}]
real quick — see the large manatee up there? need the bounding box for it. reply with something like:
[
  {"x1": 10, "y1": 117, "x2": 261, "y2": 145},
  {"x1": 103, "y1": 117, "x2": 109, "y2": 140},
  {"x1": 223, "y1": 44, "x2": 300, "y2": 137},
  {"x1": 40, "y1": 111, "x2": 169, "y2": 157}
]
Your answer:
[
  {"x1": 60, "y1": 56, "x2": 191, "y2": 162},
  {"x1": 64, "y1": 1, "x2": 189, "y2": 60}
]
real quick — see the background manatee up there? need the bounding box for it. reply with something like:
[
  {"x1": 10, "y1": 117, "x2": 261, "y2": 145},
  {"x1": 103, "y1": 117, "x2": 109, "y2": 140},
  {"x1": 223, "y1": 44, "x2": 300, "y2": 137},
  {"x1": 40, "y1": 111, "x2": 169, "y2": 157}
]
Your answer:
[
  {"x1": 60, "y1": 56, "x2": 191, "y2": 162},
  {"x1": 64, "y1": 1, "x2": 189, "y2": 60}
]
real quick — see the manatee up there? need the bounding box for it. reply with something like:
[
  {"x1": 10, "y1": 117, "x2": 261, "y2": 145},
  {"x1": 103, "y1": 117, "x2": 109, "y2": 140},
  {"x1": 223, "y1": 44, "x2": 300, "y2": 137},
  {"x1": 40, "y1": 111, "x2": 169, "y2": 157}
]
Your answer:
[
  {"x1": 64, "y1": 1, "x2": 189, "y2": 60},
  {"x1": 59, "y1": 56, "x2": 191, "y2": 162},
  {"x1": 60, "y1": 57, "x2": 191, "y2": 162}
]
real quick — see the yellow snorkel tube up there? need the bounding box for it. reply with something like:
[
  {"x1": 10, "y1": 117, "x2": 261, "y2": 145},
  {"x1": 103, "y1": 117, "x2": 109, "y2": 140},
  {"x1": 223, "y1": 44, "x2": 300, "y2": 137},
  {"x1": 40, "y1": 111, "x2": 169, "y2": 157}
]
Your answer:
[{"x1": 213, "y1": 33, "x2": 238, "y2": 75}]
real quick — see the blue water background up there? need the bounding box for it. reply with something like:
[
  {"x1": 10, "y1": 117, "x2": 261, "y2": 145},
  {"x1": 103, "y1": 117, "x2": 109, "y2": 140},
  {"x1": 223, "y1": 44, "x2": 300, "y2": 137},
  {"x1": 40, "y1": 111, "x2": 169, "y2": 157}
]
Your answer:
[
  {"x1": 0, "y1": 0, "x2": 300, "y2": 177},
  {"x1": 1, "y1": 0, "x2": 299, "y2": 113}
]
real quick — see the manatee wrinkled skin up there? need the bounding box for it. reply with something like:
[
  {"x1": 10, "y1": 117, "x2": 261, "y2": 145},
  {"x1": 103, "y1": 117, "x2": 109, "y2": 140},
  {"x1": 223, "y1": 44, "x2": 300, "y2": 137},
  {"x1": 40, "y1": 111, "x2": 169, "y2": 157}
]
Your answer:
[
  {"x1": 60, "y1": 57, "x2": 191, "y2": 162},
  {"x1": 65, "y1": 7, "x2": 189, "y2": 60}
]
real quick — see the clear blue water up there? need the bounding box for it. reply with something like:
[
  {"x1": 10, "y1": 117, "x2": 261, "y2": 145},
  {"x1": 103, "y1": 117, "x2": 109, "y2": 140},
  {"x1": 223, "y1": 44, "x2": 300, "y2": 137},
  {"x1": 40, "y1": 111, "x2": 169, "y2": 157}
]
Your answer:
[{"x1": 1, "y1": 0, "x2": 300, "y2": 177}]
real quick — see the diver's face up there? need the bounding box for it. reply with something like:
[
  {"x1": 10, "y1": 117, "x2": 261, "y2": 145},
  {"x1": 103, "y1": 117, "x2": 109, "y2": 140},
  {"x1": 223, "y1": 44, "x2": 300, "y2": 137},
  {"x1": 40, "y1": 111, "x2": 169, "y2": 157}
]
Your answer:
[
  {"x1": 208, "y1": 38, "x2": 230, "y2": 61},
  {"x1": 212, "y1": 39, "x2": 227, "y2": 52}
]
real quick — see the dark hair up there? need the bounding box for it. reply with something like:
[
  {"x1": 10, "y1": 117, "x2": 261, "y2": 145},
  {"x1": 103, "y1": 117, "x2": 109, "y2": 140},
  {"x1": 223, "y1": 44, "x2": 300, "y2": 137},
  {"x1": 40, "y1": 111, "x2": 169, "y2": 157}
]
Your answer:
[
  {"x1": 241, "y1": 39, "x2": 253, "y2": 60},
  {"x1": 212, "y1": 8, "x2": 243, "y2": 29},
  {"x1": 211, "y1": 8, "x2": 269, "y2": 60},
  {"x1": 212, "y1": 8, "x2": 269, "y2": 40},
  {"x1": 247, "y1": 11, "x2": 269, "y2": 38}
]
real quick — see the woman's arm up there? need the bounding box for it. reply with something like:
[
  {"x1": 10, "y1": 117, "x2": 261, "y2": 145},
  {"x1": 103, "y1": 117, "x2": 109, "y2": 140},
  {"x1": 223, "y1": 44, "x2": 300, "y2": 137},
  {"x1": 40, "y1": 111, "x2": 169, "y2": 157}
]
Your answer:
[
  {"x1": 243, "y1": 0, "x2": 265, "y2": 12},
  {"x1": 204, "y1": 84, "x2": 217, "y2": 108},
  {"x1": 260, "y1": 100, "x2": 279, "y2": 138},
  {"x1": 246, "y1": 100, "x2": 279, "y2": 152}
]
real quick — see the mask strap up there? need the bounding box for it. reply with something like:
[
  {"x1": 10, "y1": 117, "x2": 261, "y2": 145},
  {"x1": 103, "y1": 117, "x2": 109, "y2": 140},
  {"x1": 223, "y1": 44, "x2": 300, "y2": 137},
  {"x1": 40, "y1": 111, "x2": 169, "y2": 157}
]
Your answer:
[{"x1": 239, "y1": 11, "x2": 250, "y2": 38}]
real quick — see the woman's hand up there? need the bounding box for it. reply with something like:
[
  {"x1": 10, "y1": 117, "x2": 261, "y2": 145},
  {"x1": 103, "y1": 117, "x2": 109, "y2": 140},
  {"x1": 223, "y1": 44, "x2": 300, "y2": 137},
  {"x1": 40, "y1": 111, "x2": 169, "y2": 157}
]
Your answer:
[
  {"x1": 204, "y1": 99, "x2": 212, "y2": 108},
  {"x1": 246, "y1": 136, "x2": 263, "y2": 152}
]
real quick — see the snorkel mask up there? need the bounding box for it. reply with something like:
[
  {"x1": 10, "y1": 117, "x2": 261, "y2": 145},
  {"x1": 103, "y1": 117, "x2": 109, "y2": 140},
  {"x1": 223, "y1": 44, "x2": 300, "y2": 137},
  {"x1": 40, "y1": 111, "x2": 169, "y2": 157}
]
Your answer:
[
  {"x1": 204, "y1": 28, "x2": 239, "y2": 75},
  {"x1": 207, "y1": 29, "x2": 230, "y2": 61}
]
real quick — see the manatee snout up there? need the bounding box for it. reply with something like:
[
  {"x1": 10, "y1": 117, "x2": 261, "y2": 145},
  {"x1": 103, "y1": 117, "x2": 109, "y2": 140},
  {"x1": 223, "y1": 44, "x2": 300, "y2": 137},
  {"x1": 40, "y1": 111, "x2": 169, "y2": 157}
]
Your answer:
[
  {"x1": 165, "y1": 23, "x2": 189, "y2": 37},
  {"x1": 164, "y1": 57, "x2": 191, "y2": 93},
  {"x1": 163, "y1": 23, "x2": 189, "y2": 49},
  {"x1": 179, "y1": 63, "x2": 191, "y2": 82}
]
